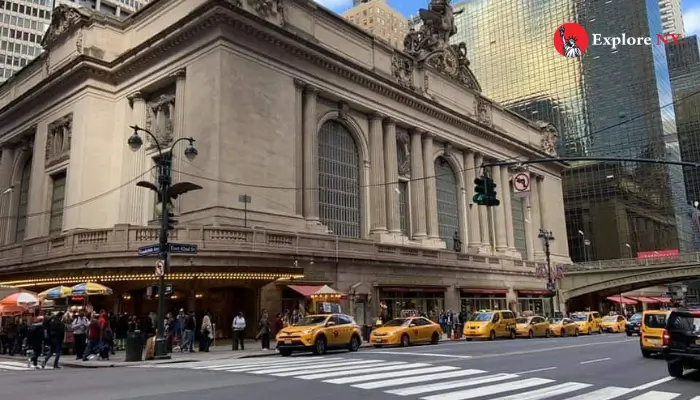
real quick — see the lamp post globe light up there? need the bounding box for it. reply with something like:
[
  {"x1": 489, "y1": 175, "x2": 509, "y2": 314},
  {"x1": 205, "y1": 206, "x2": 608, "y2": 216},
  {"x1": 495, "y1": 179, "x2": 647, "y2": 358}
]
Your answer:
[
  {"x1": 537, "y1": 228, "x2": 556, "y2": 317},
  {"x1": 127, "y1": 124, "x2": 202, "y2": 359}
]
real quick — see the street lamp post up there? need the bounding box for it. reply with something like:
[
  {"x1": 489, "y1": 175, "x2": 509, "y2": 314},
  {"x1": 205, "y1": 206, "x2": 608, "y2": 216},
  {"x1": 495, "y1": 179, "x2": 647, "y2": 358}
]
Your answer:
[
  {"x1": 127, "y1": 125, "x2": 199, "y2": 359},
  {"x1": 538, "y1": 229, "x2": 556, "y2": 317},
  {"x1": 577, "y1": 230, "x2": 588, "y2": 262}
]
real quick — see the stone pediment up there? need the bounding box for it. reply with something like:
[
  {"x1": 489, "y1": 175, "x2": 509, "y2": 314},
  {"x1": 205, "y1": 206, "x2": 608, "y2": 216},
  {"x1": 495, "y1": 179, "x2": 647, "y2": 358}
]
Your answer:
[{"x1": 41, "y1": 5, "x2": 93, "y2": 49}]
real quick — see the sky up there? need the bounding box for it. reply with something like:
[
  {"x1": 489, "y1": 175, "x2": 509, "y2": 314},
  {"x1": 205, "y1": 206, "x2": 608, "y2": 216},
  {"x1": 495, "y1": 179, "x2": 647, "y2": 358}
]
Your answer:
[{"x1": 316, "y1": 0, "x2": 700, "y2": 36}]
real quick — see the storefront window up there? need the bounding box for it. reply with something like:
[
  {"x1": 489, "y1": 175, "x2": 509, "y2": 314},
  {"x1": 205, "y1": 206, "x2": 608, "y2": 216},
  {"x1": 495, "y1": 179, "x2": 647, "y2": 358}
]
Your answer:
[
  {"x1": 460, "y1": 295, "x2": 507, "y2": 313},
  {"x1": 518, "y1": 295, "x2": 552, "y2": 317},
  {"x1": 379, "y1": 290, "x2": 445, "y2": 321}
]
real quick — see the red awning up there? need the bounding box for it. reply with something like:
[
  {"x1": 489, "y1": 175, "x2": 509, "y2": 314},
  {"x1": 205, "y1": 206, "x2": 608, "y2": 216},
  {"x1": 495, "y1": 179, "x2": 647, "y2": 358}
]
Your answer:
[
  {"x1": 652, "y1": 296, "x2": 672, "y2": 304},
  {"x1": 381, "y1": 287, "x2": 446, "y2": 293},
  {"x1": 626, "y1": 296, "x2": 659, "y2": 304},
  {"x1": 461, "y1": 289, "x2": 509, "y2": 295},
  {"x1": 606, "y1": 296, "x2": 638, "y2": 305},
  {"x1": 518, "y1": 290, "x2": 550, "y2": 295},
  {"x1": 288, "y1": 285, "x2": 323, "y2": 297}
]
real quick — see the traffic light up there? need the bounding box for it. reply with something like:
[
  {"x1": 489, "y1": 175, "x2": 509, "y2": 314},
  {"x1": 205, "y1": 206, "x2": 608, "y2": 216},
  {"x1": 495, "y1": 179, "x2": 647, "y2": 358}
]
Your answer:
[
  {"x1": 166, "y1": 209, "x2": 177, "y2": 231},
  {"x1": 473, "y1": 176, "x2": 500, "y2": 206},
  {"x1": 473, "y1": 177, "x2": 487, "y2": 205},
  {"x1": 485, "y1": 178, "x2": 500, "y2": 206}
]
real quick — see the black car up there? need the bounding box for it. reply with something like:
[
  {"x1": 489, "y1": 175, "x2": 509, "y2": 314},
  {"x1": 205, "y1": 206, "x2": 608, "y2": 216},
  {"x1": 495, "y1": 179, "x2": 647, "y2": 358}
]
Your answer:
[
  {"x1": 662, "y1": 309, "x2": 700, "y2": 378},
  {"x1": 625, "y1": 312, "x2": 642, "y2": 336}
]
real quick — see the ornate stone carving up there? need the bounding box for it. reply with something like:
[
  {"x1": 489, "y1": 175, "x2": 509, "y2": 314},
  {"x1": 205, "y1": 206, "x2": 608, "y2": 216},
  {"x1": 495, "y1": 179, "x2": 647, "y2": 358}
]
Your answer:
[
  {"x1": 42, "y1": 4, "x2": 87, "y2": 48},
  {"x1": 145, "y1": 92, "x2": 176, "y2": 148},
  {"x1": 45, "y1": 113, "x2": 72, "y2": 168},
  {"x1": 535, "y1": 120, "x2": 559, "y2": 156},
  {"x1": 391, "y1": 53, "x2": 413, "y2": 89},
  {"x1": 403, "y1": 0, "x2": 481, "y2": 91},
  {"x1": 247, "y1": 0, "x2": 283, "y2": 19},
  {"x1": 396, "y1": 130, "x2": 411, "y2": 178},
  {"x1": 474, "y1": 97, "x2": 492, "y2": 127},
  {"x1": 337, "y1": 101, "x2": 350, "y2": 120},
  {"x1": 75, "y1": 30, "x2": 83, "y2": 54}
]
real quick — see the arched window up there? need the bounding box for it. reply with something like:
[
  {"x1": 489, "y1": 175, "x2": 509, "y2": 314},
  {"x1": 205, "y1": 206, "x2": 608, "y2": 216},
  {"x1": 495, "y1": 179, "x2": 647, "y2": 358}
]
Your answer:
[
  {"x1": 318, "y1": 120, "x2": 361, "y2": 238},
  {"x1": 435, "y1": 156, "x2": 459, "y2": 249},
  {"x1": 15, "y1": 156, "x2": 32, "y2": 242}
]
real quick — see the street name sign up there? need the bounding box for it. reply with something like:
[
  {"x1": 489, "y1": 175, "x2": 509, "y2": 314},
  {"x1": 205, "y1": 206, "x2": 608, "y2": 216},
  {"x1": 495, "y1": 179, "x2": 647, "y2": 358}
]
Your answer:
[
  {"x1": 138, "y1": 244, "x2": 160, "y2": 257},
  {"x1": 168, "y1": 243, "x2": 198, "y2": 254}
]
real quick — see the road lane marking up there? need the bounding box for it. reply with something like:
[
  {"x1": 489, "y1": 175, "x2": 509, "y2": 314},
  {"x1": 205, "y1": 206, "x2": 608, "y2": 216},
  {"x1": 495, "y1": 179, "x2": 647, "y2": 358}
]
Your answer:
[
  {"x1": 250, "y1": 359, "x2": 377, "y2": 374},
  {"x1": 272, "y1": 360, "x2": 390, "y2": 376},
  {"x1": 563, "y1": 387, "x2": 633, "y2": 400},
  {"x1": 460, "y1": 339, "x2": 636, "y2": 361},
  {"x1": 420, "y1": 377, "x2": 553, "y2": 400},
  {"x1": 489, "y1": 382, "x2": 592, "y2": 400},
  {"x1": 366, "y1": 351, "x2": 472, "y2": 358},
  {"x1": 352, "y1": 369, "x2": 486, "y2": 390},
  {"x1": 579, "y1": 357, "x2": 611, "y2": 364},
  {"x1": 627, "y1": 391, "x2": 680, "y2": 400},
  {"x1": 216, "y1": 358, "x2": 347, "y2": 372},
  {"x1": 632, "y1": 377, "x2": 676, "y2": 391},
  {"x1": 511, "y1": 367, "x2": 558, "y2": 374},
  {"x1": 299, "y1": 362, "x2": 427, "y2": 380},
  {"x1": 197, "y1": 357, "x2": 331, "y2": 370},
  {"x1": 324, "y1": 365, "x2": 458, "y2": 384},
  {"x1": 385, "y1": 373, "x2": 518, "y2": 396}
]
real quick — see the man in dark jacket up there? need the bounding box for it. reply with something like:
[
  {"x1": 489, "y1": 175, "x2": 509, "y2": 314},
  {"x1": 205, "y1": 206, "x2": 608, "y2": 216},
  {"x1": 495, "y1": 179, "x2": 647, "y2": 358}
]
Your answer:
[
  {"x1": 26, "y1": 317, "x2": 45, "y2": 369},
  {"x1": 42, "y1": 313, "x2": 65, "y2": 369}
]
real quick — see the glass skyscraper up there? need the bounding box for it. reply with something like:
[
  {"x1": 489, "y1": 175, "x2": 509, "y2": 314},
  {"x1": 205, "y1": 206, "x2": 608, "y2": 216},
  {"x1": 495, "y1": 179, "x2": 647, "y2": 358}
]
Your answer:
[{"x1": 452, "y1": 0, "x2": 692, "y2": 261}]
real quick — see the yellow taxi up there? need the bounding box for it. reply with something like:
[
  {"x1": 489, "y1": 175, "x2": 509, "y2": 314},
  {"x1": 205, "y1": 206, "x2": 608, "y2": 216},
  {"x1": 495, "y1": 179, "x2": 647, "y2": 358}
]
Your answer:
[
  {"x1": 548, "y1": 317, "x2": 580, "y2": 337},
  {"x1": 369, "y1": 316, "x2": 443, "y2": 347},
  {"x1": 570, "y1": 311, "x2": 603, "y2": 335},
  {"x1": 515, "y1": 316, "x2": 551, "y2": 338},
  {"x1": 601, "y1": 315, "x2": 627, "y2": 333},
  {"x1": 640, "y1": 309, "x2": 670, "y2": 358},
  {"x1": 463, "y1": 310, "x2": 517, "y2": 341},
  {"x1": 275, "y1": 313, "x2": 363, "y2": 356}
]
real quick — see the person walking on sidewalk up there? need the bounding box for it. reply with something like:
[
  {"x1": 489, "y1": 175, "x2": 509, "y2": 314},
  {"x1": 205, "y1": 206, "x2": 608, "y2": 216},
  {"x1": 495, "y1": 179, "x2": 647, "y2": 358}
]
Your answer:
[
  {"x1": 71, "y1": 311, "x2": 89, "y2": 360},
  {"x1": 200, "y1": 311, "x2": 213, "y2": 352},
  {"x1": 257, "y1": 311, "x2": 271, "y2": 350},
  {"x1": 26, "y1": 317, "x2": 44, "y2": 369},
  {"x1": 182, "y1": 311, "x2": 196, "y2": 353},
  {"x1": 42, "y1": 313, "x2": 65, "y2": 369},
  {"x1": 232, "y1": 312, "x2": 246, "y2": 350}
]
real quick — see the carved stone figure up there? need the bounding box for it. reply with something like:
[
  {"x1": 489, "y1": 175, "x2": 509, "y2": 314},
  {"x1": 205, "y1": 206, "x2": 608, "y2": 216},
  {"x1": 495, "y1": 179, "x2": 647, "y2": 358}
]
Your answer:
[
  {"x1": 396, "y1": 130, "x2": 411, "y2": 178},
  {"x1": 45, "y1": 113, "x2": 72, "y2": 168},
  {"x1": 145, "y1": 94, "x2": 176, "y2": 147},
  {"x1": 474, "y1": 97, "x2": 492, "y2": 126},
  {"x1": 247, "y1": 0, "x2": 281, "y2": 18},
  {"x1": 42, "y1": 5, "x2": 86, "y2": 48},
  {"x1": 337, "y1": 101, "x2": 350, "y2": 120},
  {"x1": 391, "y1": 53, "x2": 413, "y2": 88},
  {"x1": 536, "y1": 121, "x2": 559, "y2": 156}
]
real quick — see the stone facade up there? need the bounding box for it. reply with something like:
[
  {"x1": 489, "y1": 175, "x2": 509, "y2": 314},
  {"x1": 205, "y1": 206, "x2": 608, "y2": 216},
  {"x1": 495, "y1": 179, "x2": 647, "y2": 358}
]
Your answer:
[{"x1": 0, "y1": 0, "x2": 572, "y2": 321}]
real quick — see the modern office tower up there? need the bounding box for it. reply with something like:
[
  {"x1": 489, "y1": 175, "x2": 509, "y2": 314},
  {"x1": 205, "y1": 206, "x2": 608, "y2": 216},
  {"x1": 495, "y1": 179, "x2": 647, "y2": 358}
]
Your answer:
[
  {"x1": 342, "y1": 0, "x2": 407, "y2": 49},
  {"x1": 55, "y1": 0, "x2": 147, "y2": 17},
  {"x1": 451, "y1": 0, "x2": 692, "y2": 261},
  {"x1": 0, "y1": 0, "x2": 53, "y2": 82},
  {"x1": 667, "y1": 35, "x2": 700, "y2": 249},
  {"x1": 659, "y1": 0, "x2": 685, "y2": 35}
]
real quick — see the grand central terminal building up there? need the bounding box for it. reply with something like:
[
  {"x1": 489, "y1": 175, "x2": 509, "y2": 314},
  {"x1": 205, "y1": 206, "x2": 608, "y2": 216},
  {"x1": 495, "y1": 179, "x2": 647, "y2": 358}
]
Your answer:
[{"x1": 0, "y1": 0, "x2": 571, "y2": 335}]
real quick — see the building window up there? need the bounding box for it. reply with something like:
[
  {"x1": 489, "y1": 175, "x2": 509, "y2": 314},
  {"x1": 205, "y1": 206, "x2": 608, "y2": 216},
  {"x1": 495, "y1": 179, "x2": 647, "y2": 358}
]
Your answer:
[
  {"x1": 49, "y1": 172, "x2": 66, "y2": 236},
  {"x1": 435, "y1": 156, "x2": 459, "y2": 249},
  {"x1": 318, "y1": 120, "x2": 361, "y2": 238},
  {"x1": 511, "y1": 191, "x2": 527, "y2": 257},
  {"x1": 398, "y1": 180, "x2": 410, "y2": 236},
  {"x1": 14, "y1": 156, "x2": 31, "y2": 242}
]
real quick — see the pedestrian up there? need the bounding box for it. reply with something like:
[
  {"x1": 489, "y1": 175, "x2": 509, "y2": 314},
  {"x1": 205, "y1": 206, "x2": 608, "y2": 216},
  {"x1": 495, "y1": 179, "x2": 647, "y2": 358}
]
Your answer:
[
  {"x1": 82, "y1": 314, "x2": 101, "y2": 361},
  {"x1": 183, "y1": 311, "x2": 196, "y2": 352},
  {"x1": 257, "y1": 311, "x2": 270, "y2": 350},
  {"x1": 115, "y1": 313, "x2": 128, "y2": 351},
  {"x1": 42, "y1": 313, "x2": 65, "y2": 369},
  {"x1": 200, "y1": 311, "x2": 212, "y2": 352},
  {"x1": 231, "y1": 312, "x2": 246, "y2": 351},
  {"x1": 26, "y1": 316, "x2": 44, "y2": 369},
  {"x1": 71, "y1": 310, "x2": 89, "y2": 360}
]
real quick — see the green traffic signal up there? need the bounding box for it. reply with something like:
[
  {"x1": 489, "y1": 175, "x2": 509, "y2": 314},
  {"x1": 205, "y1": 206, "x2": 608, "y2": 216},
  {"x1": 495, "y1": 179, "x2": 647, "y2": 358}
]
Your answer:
[
  {"x1": 473, "y1": 177, "x2": 486, "y2": 205},
  {"x1": 473, "y1": 176, "x2": 500, "y2": 206}
]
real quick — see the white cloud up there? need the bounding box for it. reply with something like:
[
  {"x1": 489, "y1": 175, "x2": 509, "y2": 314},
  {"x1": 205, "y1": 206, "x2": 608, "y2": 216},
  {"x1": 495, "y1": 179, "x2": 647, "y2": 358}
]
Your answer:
[
  {"x1": 685, "y1": 6, "x2": 700, "y2": 36},
  {"x1": 314, "y1": 0, "x2": 353, "y2": 13}
]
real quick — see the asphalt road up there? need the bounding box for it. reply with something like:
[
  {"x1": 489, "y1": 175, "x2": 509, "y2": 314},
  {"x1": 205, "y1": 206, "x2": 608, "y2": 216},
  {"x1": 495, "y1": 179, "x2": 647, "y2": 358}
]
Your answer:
[{"x1": 2, "y1": 333, "x2": 699, "y2": 400}]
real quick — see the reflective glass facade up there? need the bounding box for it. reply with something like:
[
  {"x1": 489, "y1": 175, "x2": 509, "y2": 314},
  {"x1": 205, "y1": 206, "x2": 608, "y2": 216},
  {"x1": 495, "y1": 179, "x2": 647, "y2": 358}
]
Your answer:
[{"x1": 452, "y1": 0, "x2": 691, "y2": 261}]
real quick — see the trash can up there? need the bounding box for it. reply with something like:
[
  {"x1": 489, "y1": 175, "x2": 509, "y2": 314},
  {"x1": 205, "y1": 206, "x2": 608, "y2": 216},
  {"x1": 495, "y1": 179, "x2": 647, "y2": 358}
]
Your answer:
[
  {"x1": 362, "y1": 325, "x2": 372, "y2": 342},
  {"x1": 125, "y1": 331, "x2": 145, "y2": 362}
]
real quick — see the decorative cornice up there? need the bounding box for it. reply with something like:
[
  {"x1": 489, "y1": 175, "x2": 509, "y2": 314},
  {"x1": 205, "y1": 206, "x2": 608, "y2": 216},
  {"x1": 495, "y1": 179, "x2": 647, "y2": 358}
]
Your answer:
[
  {"x1": 303, "y1": 84, "x2": 318, "y2": 95},
  {"x1": 408, "y1": 127, "x2": 426, "y2": 136},
  {"x1": 293, "y1": 78, "x2": 306, "y2": 88},
  {"x1": 170, "y1": 68, "x2": 187, "y2": 79},
  {"x1": 383, "y1": 117, "x2": 397, "y2": 125},
  {"x1": 369, "y1": 112, "x2": 385, "y2": 121}
]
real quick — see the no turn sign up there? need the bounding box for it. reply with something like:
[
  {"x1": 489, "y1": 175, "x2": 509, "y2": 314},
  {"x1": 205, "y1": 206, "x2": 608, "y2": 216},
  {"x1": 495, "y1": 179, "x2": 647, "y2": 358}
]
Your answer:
[
  {"x1": 155, "y1": 260, "x2": 165, "y2": 277},
  {"x1": 512, "y1": 172, "x2": 531, "y2": 194}
]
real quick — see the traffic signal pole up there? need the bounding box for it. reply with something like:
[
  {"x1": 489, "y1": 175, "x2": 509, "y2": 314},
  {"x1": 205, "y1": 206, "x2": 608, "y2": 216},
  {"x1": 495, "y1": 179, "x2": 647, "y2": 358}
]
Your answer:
[{"x1": 156, "y1": 154, "x2": 171, "y2": 359}]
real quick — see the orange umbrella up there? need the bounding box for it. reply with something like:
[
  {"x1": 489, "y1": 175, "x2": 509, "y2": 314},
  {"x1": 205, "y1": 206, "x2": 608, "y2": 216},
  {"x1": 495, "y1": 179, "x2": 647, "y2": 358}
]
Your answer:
[
  {"x1": 0, "y1": 291, "x2": 39, "y2": 308},
  {"x1": 0, "y1": 304, "x2": 28, "y2": 316}
]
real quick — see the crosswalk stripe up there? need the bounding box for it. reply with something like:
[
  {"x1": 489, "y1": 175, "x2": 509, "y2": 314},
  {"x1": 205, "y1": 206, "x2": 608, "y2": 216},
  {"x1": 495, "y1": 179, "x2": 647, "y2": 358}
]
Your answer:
[
  {"x1": 299, "y1": 362, "x2": 426, "y2": 380},
  {"x1": 385, "y1": 373, "x2": 519, "y2": 396},
  {"x1": 488, "y1": 382, "x2": 593, "y2": 400},
  {"x1": 252, "y1": 359, "x2": 379, "y2": 374},
  {"x1": 273, "y1": 360, "x2": 389, "y2": 376},
  {"x1": 688, "y1": 397, "x2": 700, "y2": 400},
  {"x1": 352, "y1": 369, "x2": 486, "y2": 390},
  {"x1": 626, "y1": 391, "x2": 680, "y2": 400},
  {"x1": 324, "y1": 366, "x2": 459, "y2": 385},
  {"x1": 562, "y1": 387, "x2": 633, "y2": 400},
  {"x1": 186, "y1": 357, "x2": 304, "y2": 369},
  {"x1": 421, "y1": 377, "x2": 554, "y2": 400},
  {"x1": 205, "y1": 358, "x2": 339, "y2": 371},
  {"x1": 0, "y1": 364, "x2": 31, "y2": 370}
]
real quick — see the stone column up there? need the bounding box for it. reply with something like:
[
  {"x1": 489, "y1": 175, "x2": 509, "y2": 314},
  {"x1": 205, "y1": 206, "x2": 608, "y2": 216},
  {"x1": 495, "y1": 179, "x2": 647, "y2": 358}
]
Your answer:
[
  {"x1": 383, "y1": 118, "x2": 400, "y2": 234},
  {"x1": 0, "y1": 147, "x2": 15, "y2": 245},
  {"x1": 171, "y1": 69, "x2": 186, "y2": 214},
  {"x1": 302, "y1": 85, "x2": 319, "y2": 222},
  {"x1": 293, "y1": 79, "x2": 305, "y2": 216},
  {"x1": 126, "y1": 92, "x2": 147, "y2": 225},
  {"x1": 422, "y1": 134, "x2": 439, "y2": 239},
  {"x1": 501, "y1": 166, "x2": 516, "y2": 252},
  {"x1": 530, "y1": 175, "x2": 544, "y2": 257},
  {"x1": 492, "y1": 166, "x2": 507, "y2": 251},
  {"x1": 464, "y1": 150, "x2": 481, "y2": 250},
  {"x1": 369, "y1": 113, "x2": 387, "y2": 234},
  {"x1": 409, "y1": 129, "x2": 427, "y2": 239},
  {"x1": 523, "y1": 194, "x2": 535, "y2": 261},
  {"x1": 475, "y1": 154, "x2": 490, "y2": 248}
]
